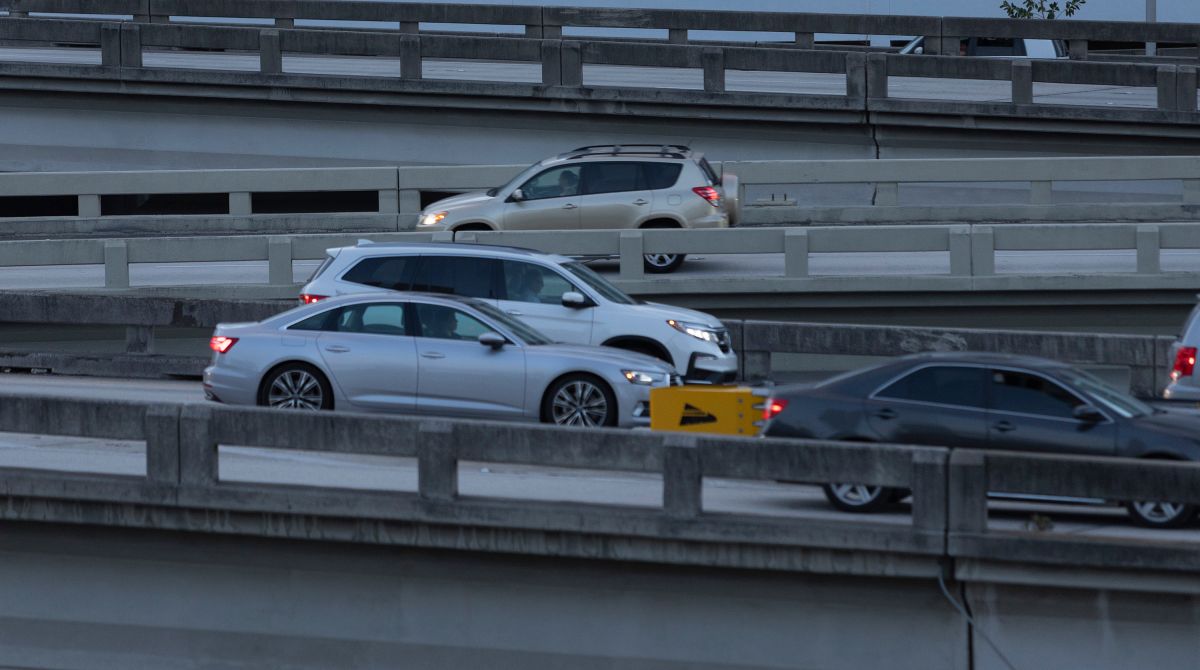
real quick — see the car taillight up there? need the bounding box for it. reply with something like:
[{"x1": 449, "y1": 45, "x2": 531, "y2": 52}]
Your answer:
[
  {"x1": 300, "y1": 294, "x2": 327, "y2": 305},
  {"x1": 692, "y1": 186, "x2": 721, "y2": 208},
  {"x1": 1171, "y1": 346, "x2": 1197, "y2": 380},
  {"x1": 209, "y1": 336, "x2": 238, "y2": 354},
  {"x1": 762, "y1": 398, "x2": 788, "y2": 421}
]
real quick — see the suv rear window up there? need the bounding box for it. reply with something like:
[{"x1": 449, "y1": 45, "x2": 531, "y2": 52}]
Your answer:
[
  {"x1": 410, "y1": 255, "x2": 504, "y2": 299},
  {"x1": 342, "y1": 256, "x2": 415, "y2": 291},
  {"x1": 697, "y1": 157, "x2": 719, "y2": 186},
  {"x1": 642, "y1": 163, "x2": 683, "y2": 190}
]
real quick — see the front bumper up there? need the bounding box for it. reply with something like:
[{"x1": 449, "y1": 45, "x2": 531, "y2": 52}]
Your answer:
[{"x1": 685, "y1": 351, "x2": 738, "y2": 384}]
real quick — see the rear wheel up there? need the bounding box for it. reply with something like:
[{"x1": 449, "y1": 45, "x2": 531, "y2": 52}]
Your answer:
[
  {"x1": 1126, "y1": 500, "x2": 1196, "y2": 528},
  {"x1": 822, "y1": 483, "x2": 896, "y2": 513},
  {"x1": 258, "y1": 363, "x2": 333, "y2": 411},
  {"x1": 542, "y1": 374, "x2": 618, "y2": 427}
]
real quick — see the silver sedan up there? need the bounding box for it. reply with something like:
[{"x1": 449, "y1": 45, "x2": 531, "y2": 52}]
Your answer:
[{"x1": 203, "y1": 293, "x2": 678, "y2": 427}]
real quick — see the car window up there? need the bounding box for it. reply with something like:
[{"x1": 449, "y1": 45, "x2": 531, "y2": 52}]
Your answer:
[
  {"x1": 341, "y1": 256, "x2": 415, "y2": 291},
  {"x1": 875, "y1": 365, "x2": 987, "y2": 408},
  {"x1": 320, "y1": 303, "x2": 409, "y2": 336},
  {"x1": 413, "y1": 303, "x2": 491, "y2": 341},
  {"x1": 471, "y1": 301, "x2": 554, "y2": 345},
  {"x1": 409, "y1": 256, "x2": 503, "y2": 299},
  {"x1": 519, "y1": 166, "x2": 581, "y2": 201},
  {"x1": 990, "y1": 369, "x2": 1086, "y2": 419},
  {"x1": 642, "y1": 163, "x2": 683, "y2": 190},
  {"x1": 972, "y1": 37, "x2": 1018, "y2": 57},
  {"x1": 289, "y1": 309, "x2": 339, "y2": 332},
  {"x1": 697, "y1": 157, "x2": 719, "y2": 186},
  {"x1": 502, "y1": 260, "x2": 576, "y2": 304},
  {"x1": 581, "y1": 162, "x2": 642, "y2": 195},
  {"x1": 560, "y1": 261, "x2": 635, "y2": 305}
]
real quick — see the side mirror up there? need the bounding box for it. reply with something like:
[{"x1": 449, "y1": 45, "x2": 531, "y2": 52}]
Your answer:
[
  {"x1": 561, "y1": 291, "x2": 590, "y2": 308},
  {"x1": 508, "y1": 188, "x2": 526, "y2": 203},
  {"x1": 478, "y1": 332, "x2": 506, "y2": 349},
  {"x1": 1073, "y1": 404, "x2": 1104, "y2": 422}
]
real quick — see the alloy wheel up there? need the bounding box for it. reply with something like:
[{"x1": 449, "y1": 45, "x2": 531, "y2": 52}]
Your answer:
[
  {"x1": 1131, "y1": 500, "x2": 1186, "y2": 525},
  {"x1": 830, "y1": 483, "x2": 885, "y2": 507},
  {"x1": 551, "y1": 380, "x2": 610, "y2": 426},
  {"x1": 643, "y1": 253, "x2": 678, "y2": 269},
  {"x1": 267, "y1": 370, "x2": 324, "y2": 410}
]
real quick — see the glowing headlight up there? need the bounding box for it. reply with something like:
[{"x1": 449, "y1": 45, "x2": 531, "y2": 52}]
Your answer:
[
  {"x1": 420, "y1": 211, "x2": 448, "y2": 227},
  {"x1": 667, "y1": 319, "x2": 719, "y2": 343},
  {"x1": 623, "y1": 369, "x2": 666, "y2": 385}
]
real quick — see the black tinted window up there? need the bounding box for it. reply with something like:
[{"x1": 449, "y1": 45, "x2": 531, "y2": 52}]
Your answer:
[
  {"x1": 642, "y1": 163, "x2": 683, "y2": 190},
  {"x1": 289, "y1": 309, "x2": 339, "y2": 332},
  {"x1": 410, "y1": 256, "x2": 502, "y2": 299},
  {"x1": 877, "y1": 366, "x2": 987, "y2": 408},
  {"x1": 342, "y1": 256, "x2": 414, "y2": 291},
  {"x1": 971, "y1": 37, "x2": 1018, "y2": 57},
  {"x1": 990, "y1": 370, "x2": 1084, "y2": 419},
  {"x1": 582, "y1": 162, "x2": 642, "y2": 195}
]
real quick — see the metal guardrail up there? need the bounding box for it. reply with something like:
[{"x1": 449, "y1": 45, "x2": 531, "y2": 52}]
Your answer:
[
  {"x1": 0, "y1": 392, "x2": 1197, "y2": 573},
  {"x1": 0, "y1": 16, "x2": 1198, "y2": 119}
]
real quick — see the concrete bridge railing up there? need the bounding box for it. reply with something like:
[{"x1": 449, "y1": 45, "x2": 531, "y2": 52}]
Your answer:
[
  {"x1": 4, "y1": 0, "x2": 1200, "y2": 59},
  {"x1": 0, "y1": 391, "x2": 1198, "y2": 575}
]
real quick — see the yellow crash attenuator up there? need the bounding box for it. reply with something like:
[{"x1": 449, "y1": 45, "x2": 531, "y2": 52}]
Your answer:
[{"x1": 649, "y1": 385, "x2": 768, "y2": 436}]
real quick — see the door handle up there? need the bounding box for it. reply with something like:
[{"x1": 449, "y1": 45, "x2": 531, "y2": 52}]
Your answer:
[
  {"x1": 506, "y1": 310, "x2": 523, "y2": 316},
  {"x1": 993, "y1": 420, "x2": 1016, "y2": 433},
  {"x1": 873, "y1": 408, "x2": 897, "y2": 420},
  {"x1": 421, "y1": 352, "x2": 446, "y2": 359},
  {"x1": 323, "y1": 345, "x2": 350, "y2": 353},
  {"x1": 562, "y1": 203, "x2": 578, "y2": 210},
  {"x1": 633, "y1": 198, "x2": 649, "y2": 205}
]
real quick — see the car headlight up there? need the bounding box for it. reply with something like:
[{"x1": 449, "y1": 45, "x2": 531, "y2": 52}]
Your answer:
[
  {"x1": 420, "y1": 211, "x2": 448, "y2": 227},
  {"x1": 667, "y1": 319, "x2": 720, "y2": 343},
  {"x1": 623, "y1": 369, "x2": 666, "y2": 385}
]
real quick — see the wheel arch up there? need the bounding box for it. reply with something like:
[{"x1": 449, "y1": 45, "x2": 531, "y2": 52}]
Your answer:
[{"x1": 600, "y1": 336, "x2": 674, "y2": 365}]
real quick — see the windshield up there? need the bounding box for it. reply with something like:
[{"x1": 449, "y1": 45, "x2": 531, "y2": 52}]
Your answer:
[
  {"x1": 561, "y1": 261, "x2": 636, "y2": 305},
  {"x1": 488, "y1": 161, "x2": 542, "y2": 197},
  {"x1": 470, "y1": 301, "x2": 554, "y2": 345},
  {"x1": 1060, "y1": 369, "x2": 1154, "y2": 419}
]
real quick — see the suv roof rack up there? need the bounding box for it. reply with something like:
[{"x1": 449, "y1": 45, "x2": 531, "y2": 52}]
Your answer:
[{"x1": 563, "y1": 144, "x2": 692, "y2": 160}]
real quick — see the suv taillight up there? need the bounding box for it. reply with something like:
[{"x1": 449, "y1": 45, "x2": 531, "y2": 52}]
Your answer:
[
  {"x1": 1171, "y1": 347, "x2": 1197, "y2": 380},
  {"x1": 209, "y1": 336, "x2": 238, "y2": 354},
  {"x1": 762, "y1": 398, "x2": 788, "y2": 421},
  {"x1": 300, "y1": 294, "x2": 327, "y2": 305},
  {"x1": 692, "y1": 186, "x2": 721, "y2": 208}
]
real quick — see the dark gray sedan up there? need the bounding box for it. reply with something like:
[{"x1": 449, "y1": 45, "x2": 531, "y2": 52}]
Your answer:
[{"x1": 763, "y1": 352, "x2": 1200, "y2": 528}]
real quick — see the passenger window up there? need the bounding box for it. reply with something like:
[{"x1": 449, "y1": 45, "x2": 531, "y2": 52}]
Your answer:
[
  {"x1": 990, "y1": 370, "x2": 1086, "y2": 419},
  {"x1": 414, "y1": 304, "x2": 492, "y2": 341},
  {"x1": 341, "y1": 256, "x2": 415, "y2": 291},
  {"x1": 876, "y1": 366, "x2": 987, "y2": 408},
  {"x1": 289, "y1": 309, "x2": 339, "y2": 332},
  {"x1": 641, "y1": 163, "x2": 683, "y2": 190},
  {"x1": 409, "y1": 256, "x2": 503, "y2": 299},
  {"x1": 502, "y1": 260, "x2": 576, "y2": 304},
  {"x1": 329, "y1": 303, "x2": 408, "y2": 336},
  {"x1": 581, "y1": 162, "x2": 643, "y2": 195},
  {"x1": 518, "y1": 166, "x2": 582, "y2": 201}
]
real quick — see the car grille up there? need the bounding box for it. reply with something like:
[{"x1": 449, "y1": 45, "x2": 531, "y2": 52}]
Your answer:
[{"x1": 716, "y1": 329, "x2": 731, "y2": 353}]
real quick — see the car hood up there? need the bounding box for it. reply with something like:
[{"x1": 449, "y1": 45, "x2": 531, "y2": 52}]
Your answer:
[
  {"x1": 633, "y1": 301, "x2": 724, "y2": 330},
  {"x1": 426, "y1": 190, "x2": 494, "y2": 211},
  {"x1": 529, "y1": 343, "x2": 676, "y2": 372}
]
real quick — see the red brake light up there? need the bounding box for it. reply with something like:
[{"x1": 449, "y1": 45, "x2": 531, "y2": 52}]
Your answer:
[
  {"x1": 763, "y1": 398, "x2": 788, "y2": 421},
  {"x1": 1171, "y1": 346, "x2": 1197, "y2": 380},
  {"x1": 209, "y1": 336, "x2": 238, "y2": 354},
  {"x1": 692, "y1": 186, "x2": 721, "y2": 208},
  {"x1": 300, "y1": 293, "x2": 327, "y2": 305}
]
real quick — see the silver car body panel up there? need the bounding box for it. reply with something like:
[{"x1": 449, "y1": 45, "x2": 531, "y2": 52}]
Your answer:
[{"x1": 1164, "y1": 300, "x2": 1200, "y2": 402}]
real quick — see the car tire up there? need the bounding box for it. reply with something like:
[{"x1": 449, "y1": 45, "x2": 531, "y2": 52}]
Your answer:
[
  {"x1": 1125, "y1": 500, "x2": 1197, "y2": 528},
  {"x1": 822, "y1": 483, "x2": 896, "y2": 513},
  {"x1": 258, "y1": 362, "x2": 334, "y2": 411},
  {"x1": 542, "y1": 374, "x2": 618, "y2": 428},
  {"x1": 643, "y1": 253, "x2": 687, "y2": 274}
]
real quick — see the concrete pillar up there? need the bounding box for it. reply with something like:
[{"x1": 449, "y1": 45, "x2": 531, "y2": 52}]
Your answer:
[
  {"x1": 100, "y1": 23, "x2": 121, "y2": 67},
  {"x1": 273, "y1": 17, "x2": 294, "y2": 28},
  {"x1": 1136, "y1": 224, "x2": 1161, "y2": 274},
  {"x1": 1176, "y1": 65, "x2": 1197, "y2": 113},
  {"x1": 618, "y1": 230, "x2": 644, "y2": 279},
  {"x1": 144, "y1": 405, "x2": 181, "y2": 485},
  {"x1": 259, "y1": 29, "x2": 282, "y2": 75},
  {"x1": 561, "y1": 40, "x2": 583, "y2": 87},
  {"x1": 125, "y1": 325, "x2": 154, "y2": 354},
  {"x1": 948, "y1": 449, "x2": 987, "y2": 534},
  {"x1": 1156, "y1": 65, "x2": 1178, "y2": 111},
  {"x1": 866, "y1": 53, "x2": 888, "y2": 99},
  {"x1": 267, "y1": 236, "x2": 293, "y2": 286},
  {"x1": 663, "y1": 435, "x2": 701, "y2": 518},
  {"x1": 523, "y1": 24, "x2": 541, "y2": 38},
  {"x1": 1011, "y1": 59, "x2": 1033, "y2": 105},
  {"x1": 120, "y1": 23, "x2": 142, "y2": 68},
  {"x1": 667, "y1": 28, "x2": 687, "y2": 44},
  {"x1": 540, "y1": 40, "x2": 562, "y2": 86},
  {"x1": 103, "y1": 240, "x2": 129, "y2": 289},
  {"x1": 922, "y1": 35, "x2": 941, "y2": 56},
  {"x1": 418, "y1": 421, "x2": 457, "y2": 502},
  {"x1": 399, "y1": 34, "x2": 421, "y2": 80},
  {"x1": 399, "y1": 21, "x2": 419, "y2": 34},
  {"x1": 378, "y1": 188, "x2": 399, "y2": 215},
  {"x1": 970, "y1": 226, "x2": 995, "y2": 276},
  {"x1": 228, "y1": 192, "x2": 251, "y2": 216},
  {"x1": 78, "y1": 194, "x2": 101, "y2": 218},
  {"x1": 1183, "y1": 179, "x2": 1200, "y2": 205},
  {"x1": 542, "y1": 25, "x2": 562, "y2": 40},
  {"x1": 430, "y1": 231, "x2": 454, "y2": 243},
  {"x1": 701, "y1": 48, "x2": 725, "y2": 94},
  {"x1": 910, "y1": 450, "x2": 948, "y2": 535},
  {"x1": 742, "y1": 350, "x2": 770, "y2": 381},
  {"x1": 1029, "y1": 180, "x2": 1053, "y2": 205},
  {"x1": 179, "y1": 405, "x2": 217, "y2": 487},
  {"x1": 783, "y1": 228, "x2": 809, "y2": 277},
  {"x1": 873, "y1": 182, "x2": 898, "y2": 206},
  {"x1": 948, "y1": 226, "x2": 971, "y2": 276},
  {"x1": 8, "y1": 10, "x2": 28, "y2": 17},
  {"x1": 844, "y1": 52, "x2": 866, "y2": 100},
  {"x1": 1068, "y1": 38, "x2": 1088, "y2": 60},
  {"x1": 794, "y1": 32, "x2": 814, "y2": 49},
  {"x1": 398, "y1": 189, "x2": 421, "y2": 230}
]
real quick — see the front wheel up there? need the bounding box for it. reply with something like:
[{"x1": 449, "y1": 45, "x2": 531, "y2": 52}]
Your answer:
[
  {"x1": 1126, "y1": 500, "x2": 1197, "y2": 528},
  {"x1": 643, "y1": 253, "x2": 686, "y2": 274},
  {"x1": 542, "y1": 374, "x2": 618, "y2": 427},
  {"x1": 822, "y1": 483, "x2": 896, "y2": 513},
  {"x1": 258, "y1": 363, "x2": 333, "y2": 411}
]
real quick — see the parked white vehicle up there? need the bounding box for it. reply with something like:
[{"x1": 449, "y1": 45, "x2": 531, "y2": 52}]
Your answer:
[
  {"x1": 300, "y1": 242, "x2": 738, "y2": 383},
  {"x1": 900, "y1": 36, "x2": 1067, "y2": 58}
]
